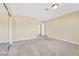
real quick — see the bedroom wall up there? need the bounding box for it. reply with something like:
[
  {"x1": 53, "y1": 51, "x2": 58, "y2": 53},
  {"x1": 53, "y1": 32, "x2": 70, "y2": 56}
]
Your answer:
[
  {"x1": 0, "y1": 13, "x2": 39, "y2": 43},
  {"x1": 0, "y1": 13, "x2": 8, "y2": 43},
  {"x1": 45, "y1": 11, "x2": 79, "y2": 44},
  {"x1": 12, "y1": 15, "x2": 39, "y2": 41}
]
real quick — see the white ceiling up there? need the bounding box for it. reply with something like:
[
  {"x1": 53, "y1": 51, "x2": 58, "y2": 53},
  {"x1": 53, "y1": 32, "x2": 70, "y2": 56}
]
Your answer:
[
  {"x1": 0, "y1": 3, "x2": 79, "y2": 22},
  {"x1": 0, "y1": 3, "x2": 7, "y2": 13}
]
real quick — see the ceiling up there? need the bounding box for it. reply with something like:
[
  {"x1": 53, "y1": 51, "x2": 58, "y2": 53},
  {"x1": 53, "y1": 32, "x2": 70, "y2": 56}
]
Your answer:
[
  {"x1": 0, "y1": 3, "x2": 7, "y2": 13},
  {"x1": 0, "y1": 3, "x2": 79, "y2": 22}
]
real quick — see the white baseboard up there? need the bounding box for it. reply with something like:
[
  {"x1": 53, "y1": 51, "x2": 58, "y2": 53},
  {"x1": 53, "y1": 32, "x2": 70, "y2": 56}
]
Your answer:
[
  {"x1": 0, "y1": 41, "x2": 9, "y2": 44},
  {"x1": 13, "y1": 36, "x2": 37, "y2": 42},
  {"x1": 48, "y1": 36, "x2": 79, "y2": 45},
  {"x1": 59, "y1": 39, "x2": 79, "y2": 45},
  {"x1": 1, "y1": 36, "x2": 79, "y2": 46},
  {"x1": 0, "y1": 36, "x2": 37, "y2": 44}
]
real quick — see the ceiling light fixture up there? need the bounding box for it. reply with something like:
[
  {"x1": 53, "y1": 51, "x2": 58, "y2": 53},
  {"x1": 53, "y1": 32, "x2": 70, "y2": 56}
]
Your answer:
[
  {"x1": 45, "y1": 3, "x2": 59, "y2": 11},
  {"x1": 51, "y1": 4, "x2": 59, "y2": 9}
]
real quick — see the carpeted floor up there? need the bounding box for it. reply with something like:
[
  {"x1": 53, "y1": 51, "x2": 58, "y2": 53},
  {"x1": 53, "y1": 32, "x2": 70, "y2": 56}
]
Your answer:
[
  {"x1": 0, "y1": 37, "x2": 79, "y2": 56},
  {"x1": 7, "y1": 37, "x2": 79, "y2": 56},
  {"x1": 0, "y1": 43, "x2": 9, "y2": 56}
]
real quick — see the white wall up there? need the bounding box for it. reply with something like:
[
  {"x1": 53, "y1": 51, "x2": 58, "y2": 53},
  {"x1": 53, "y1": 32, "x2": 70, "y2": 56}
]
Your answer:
[
  {"x1": 0, "y1": 13, "x2": 39, "y2": 43},
  {"x1": 12, "y1": 15, "x2": 39, "y2": 41},
  {"x1": 45, "y1": 11, "x2": 79, "y2": 44},
  {"x1": 0, "y1": 13, "x2": 8, "y2": 43}
]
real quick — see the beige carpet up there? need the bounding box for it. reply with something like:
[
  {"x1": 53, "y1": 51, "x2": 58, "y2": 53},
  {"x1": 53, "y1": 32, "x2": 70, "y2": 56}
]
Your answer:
[{"x1": 7, "y1": 37, "x2": 79, "y2": 56}]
